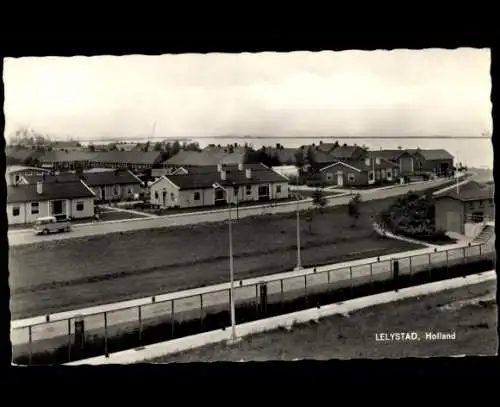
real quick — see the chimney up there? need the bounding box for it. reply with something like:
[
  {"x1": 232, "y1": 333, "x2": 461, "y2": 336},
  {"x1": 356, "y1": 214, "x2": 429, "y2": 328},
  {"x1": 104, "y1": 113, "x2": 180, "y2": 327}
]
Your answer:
[
  {"x1": 36, "y1": 181, "x2": 43, "y2": 194},
  {"x1": 245, "y1": 168, "x2": 252, "y2": 179},
  {"x1": 238, "y1": 163, "x2": 244, "y2": 171},
  {"x1": 220, "y1": 169, "x2": 227, "y2": 181}
]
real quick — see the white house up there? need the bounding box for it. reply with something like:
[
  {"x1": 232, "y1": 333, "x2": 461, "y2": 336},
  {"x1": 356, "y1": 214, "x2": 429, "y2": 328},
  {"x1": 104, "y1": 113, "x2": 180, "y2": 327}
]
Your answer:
[
  {"x1": 150, "y1": 163, "x2": 290, "y2": 209},
  {"x1": 7, "y1": 180, "x2": 96, "y2": 225}
]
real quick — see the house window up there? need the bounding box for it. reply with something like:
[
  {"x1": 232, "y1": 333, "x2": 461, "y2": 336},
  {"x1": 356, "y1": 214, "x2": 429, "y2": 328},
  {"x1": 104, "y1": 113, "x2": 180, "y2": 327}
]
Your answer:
[
  {"x1": 128, "y1": 187, "x2": 133, "y2": 195},
  {"x1": 471, "y1": 212, "x2": 484, "y2": 223},
  {"x1": 154, "y1": 191, "x2": 159, "y2": 200},
  {"x1": 31, "y1": 202, "x2": 39, "y2": 215},
  {"x1": 170, "y1": 192, "x2": 175, "y2": 202},
  {"x1": 489, "y1": 199, "x2": 494, "y2": 205},
  {"x1": 368, "y1": 172, "x2": 374, "y2": 181},
  {"x1": 246, "y1": 185, "x2": 252, "y2": 195},
  {"x1": 194, "y1": 192, "x2": 201, "y2": 201},
  {"x1": 478, "y1": 200, "x2": 484, "y2": 208},
  {"x1": 326, "y1": 173, "x2": 334, "y2": 181},
  {"x1": 348, "y1": 173, "x2": 356, "y2": 183},
  {"x1": 276, "y1": 185, "x2": 282, "y2": 194},
  {"x1": 467, "y1": 202, "x2": 474, "y2": 210},
  {"x1": 76, "y1": 201, "x2": 84, "y2": 211},
  {"x1": 13, "y1": 207, "x2": 20, "y2": 217}
]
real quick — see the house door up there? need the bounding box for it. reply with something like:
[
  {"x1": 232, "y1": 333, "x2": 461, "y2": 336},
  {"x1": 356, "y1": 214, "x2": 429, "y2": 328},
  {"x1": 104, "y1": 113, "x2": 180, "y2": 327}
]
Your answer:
[
  {"x1": 100, "y1": 188, "x2": 106, "y2": 201},
  {"x1": 162, "y1": 191, "x2": 167, "y2": 206},
  {"x1": 258, "y1": 185, "x2": 270, "y2": 201},
  {"x1": 52, "y1": 200, "x2": 65, "y2": 216},
  {"x1": 336, "y1": 172, "x2": 344, "y2": 187},
  {"x1": 445, "y1": 211, "x2": 462, "y2": 234}
]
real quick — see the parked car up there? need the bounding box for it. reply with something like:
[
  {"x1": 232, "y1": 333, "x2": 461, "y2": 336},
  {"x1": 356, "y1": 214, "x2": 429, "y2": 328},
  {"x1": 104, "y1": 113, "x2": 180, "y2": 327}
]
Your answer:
[{"x1": 33, "y1": 216, "x2": 71, "y2": 235}]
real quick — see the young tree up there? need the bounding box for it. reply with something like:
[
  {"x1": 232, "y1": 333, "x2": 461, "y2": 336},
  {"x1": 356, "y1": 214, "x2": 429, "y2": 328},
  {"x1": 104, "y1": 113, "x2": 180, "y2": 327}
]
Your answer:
[
  {"x1": 312, "y1": 188, "x2": 327, "y2": 215},
  {"x1": 348, "y1": 193, "x2": 361, "y2": 227}
]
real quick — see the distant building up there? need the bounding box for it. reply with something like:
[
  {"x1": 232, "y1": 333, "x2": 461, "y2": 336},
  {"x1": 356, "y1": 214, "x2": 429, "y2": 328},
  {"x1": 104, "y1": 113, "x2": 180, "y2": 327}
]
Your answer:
[
  {"x1": 433, "y1": 180, "x2": 494, "y2": 237},
  {"x1": 165, "y1": 145, "x2": 247, "y2": 168},
  {"x1": 150, "y1": 163, "x2": 289, "y2": 209},
  {"x1": 319, "y1": 157, "x2": 400, "y2": 187},
  {"x1": 5, "y1": 165, "x2": 51, "y2": 186},
  {"x1": 368, "y1": 149, "x2": 415, "y2": 176},
  {"x1": 406, "y1": 149, "x2": 454, "y2": 176}
]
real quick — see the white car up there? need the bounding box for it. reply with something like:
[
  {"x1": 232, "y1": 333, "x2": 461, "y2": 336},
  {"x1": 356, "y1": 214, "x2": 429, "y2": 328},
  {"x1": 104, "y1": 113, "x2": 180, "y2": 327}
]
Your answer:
[{"x1": 33, "y1": 216, "x2": 72, "y2": 235}]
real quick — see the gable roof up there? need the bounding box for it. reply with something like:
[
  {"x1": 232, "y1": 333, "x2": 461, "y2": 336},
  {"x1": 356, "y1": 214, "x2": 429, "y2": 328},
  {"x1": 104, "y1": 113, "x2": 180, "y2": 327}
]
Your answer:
[
  {"x1": 165, "y1": 148, "x2": 246, "y2": 166},
  {"x1": 406, "y1": 149, "x2": 454, "y2": 160},
  {"x1": 39, "y1": 150, "x2": 98, "y2": 162},
  {"x1": 330, "y1": 145, "x2": 367, "y2": 160},
  {"x1": 5, "y1": 147, "x2": 44, "y2": 162},
  {"x1": 315, "y1": 143, "x2": 338, "y2": 153},
  {"x1": 160, "y1": 163, "x2": 288, "y2": 190},
  {"x1": 92, "y1": 151, "x2": 164, "y2": 165},
  {"x1": 80, "y1": 169, "x2": 142, "y2": 186},
  {"x1": 434, "y1": 180, "x2": 494, "y2": 202},
  {"x1": 7, "y1": 180, "x2": 95, "y2": 204},
  {"x1": 368, "y1": 149, "x2": 409, "y2": 161},
  {"x1": 320, "y1": 158, "x2": 399, "y2": 172},
  {"x1": 263, "y1": 147, "x2": 299, "y2": 164},
  {"x1": 6, "y1": 165, "x2": 51, "y2": 175},
  {"x1": 22, "y1": 173, "x2": 82, "y2": 184}
]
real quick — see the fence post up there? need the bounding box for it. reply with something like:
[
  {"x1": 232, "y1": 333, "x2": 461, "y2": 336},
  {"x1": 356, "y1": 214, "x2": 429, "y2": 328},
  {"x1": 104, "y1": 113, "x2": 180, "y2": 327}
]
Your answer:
[
  {"x1": 409, "y1": 256, "x2": 413, "y2": 277},
  {"x1": 171, "y1": 300, "x2": 175, "y2": 338},
  {"x1": 369, "y1": 263, "x2": 373, "y2": 284},
  {"x1": 349, "y1": 266, "x2": 353, "y2": 295},
  {"x1": 67, "y1": 319, "x2": 72, "y2": 362},
  {"x1": 446, "y1": 249, "x2": 449, "y2": 269},
  {"x1": 138, "y1": 306, "x2": 143, "y2": 343},
  {"x1": 104, "y1": 312, "x2": 109, "y2": 357},
  {"x1": 393, "y1": 260, "x2": 400, "y2": 291},
  {"x1": 304, "y1": 275, "x2": 308, "y2": 308},
  {"x1": 28, "y1": 326, "x2": 33, "y2": 365},
  {"x1": 74, "y1": 317, "x2": 85, "y2": 357},
  {"x1": 200, "y1": 294, "x2": 204, "y2": 329},
  {"x1": 259, "y1": 283, "x2": 268, "y2": 316},
  {"x1": 428, "y1": 253, "x2": 432, "y2": 279},
  {"x1": 280, "y1": 279, "x2": 284, "y2": 311},
  {"x1": 255, "y1": 284, "x2": 259, "y2": 314},
  {"x1": 479, "y1": 244, "x2": 482, "y2": 256}
]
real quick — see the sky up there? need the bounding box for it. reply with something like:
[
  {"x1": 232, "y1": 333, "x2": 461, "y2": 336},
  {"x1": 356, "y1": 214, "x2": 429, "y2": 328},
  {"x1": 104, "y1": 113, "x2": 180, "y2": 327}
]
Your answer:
[{"x1": 3, "y1": 48, "x2": 493, "y2": 167}]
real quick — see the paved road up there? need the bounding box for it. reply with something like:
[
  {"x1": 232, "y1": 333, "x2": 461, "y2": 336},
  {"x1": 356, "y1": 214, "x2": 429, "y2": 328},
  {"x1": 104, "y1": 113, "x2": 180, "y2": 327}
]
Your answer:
[
  {"x1": 8, "y1": 178, "x2": 453, "y2": 247},
  {"x1": 11, "y1": 238, "x2": 494, "y2": 348}
]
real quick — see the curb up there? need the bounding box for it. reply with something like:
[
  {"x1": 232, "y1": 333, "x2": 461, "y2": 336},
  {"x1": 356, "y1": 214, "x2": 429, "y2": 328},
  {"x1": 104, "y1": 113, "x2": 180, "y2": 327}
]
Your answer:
[{"x1": 65, "y1": 270, "x2": 496, "y2": 365}]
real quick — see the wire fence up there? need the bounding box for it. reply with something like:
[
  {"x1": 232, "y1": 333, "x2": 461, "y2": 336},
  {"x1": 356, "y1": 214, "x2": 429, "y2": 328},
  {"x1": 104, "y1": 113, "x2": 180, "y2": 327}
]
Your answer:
[{"x1": 11, "y1": 239, "x2": 495, "y2": 365}]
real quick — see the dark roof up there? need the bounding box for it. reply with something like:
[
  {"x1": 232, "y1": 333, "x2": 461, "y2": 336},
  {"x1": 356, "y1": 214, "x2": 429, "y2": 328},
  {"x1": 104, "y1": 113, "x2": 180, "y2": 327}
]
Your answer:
[
  {"x1": 161, "y1": 163, "x2": 287, "y2": 190},
  {"x1": 7, "y1": 181, "x2": 95, "y2": 204},
  {"x1": 164, "y1": 150, "x2": 204, "y2": 166},
  {"x1": 80, "y1": 170, "x2": 141, "y2": 186},
  {"x1": 22, "y1": 173, "x2": 82, "y2": 184},
  {"x1": 330, "y1": 145, "x2": 366, "y2": 160},
  {"x1": 406, "y1": 149, "x2": 454, "y2": 160},
  {"x1": 321, "y1": 158, "x2": 399, "y2": 172},
  {"x1": 39, "y1": 150, "x2": 98, "y2": 162},
  {"x1": 264, "y1": 147, "x2": 299, "y2": 164},
  {"x1": 5, "y1": 147, "x2": 43, "y2": 161},
  {"x1": 315, "y1": 143, "x2": 338, "y2": 153},
  {"x1": 166, "y1": 148, "x2": 246, "y2": 166},
  {"x1": 368, "y1": 149, "x2": 408, "y2": 161},
  {"x1": 90, "y1": 151, "x2": 164, "y2": 165},
  {"x1": 434, "y1": 180, "x2": 494, "y2": 201}
]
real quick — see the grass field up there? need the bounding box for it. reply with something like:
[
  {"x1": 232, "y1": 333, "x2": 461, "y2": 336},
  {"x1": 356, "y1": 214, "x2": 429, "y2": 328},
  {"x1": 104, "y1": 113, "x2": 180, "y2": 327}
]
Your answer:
[
  {"x1": 149, "y1": 280, "x2": 498, "y2": 362},
  {"x1": 9, "y1": 193, "x2": 426, "y2": 319}
]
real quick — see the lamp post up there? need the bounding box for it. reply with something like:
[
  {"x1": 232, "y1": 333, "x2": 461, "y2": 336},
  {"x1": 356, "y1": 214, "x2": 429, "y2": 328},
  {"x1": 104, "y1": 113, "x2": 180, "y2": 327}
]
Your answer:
[
  {"x1": 213, "y1": 182, "x2": 238, "y2": 344},
  {"x1": 295, "y1": 170, "x2": 303, "y2": 270}
]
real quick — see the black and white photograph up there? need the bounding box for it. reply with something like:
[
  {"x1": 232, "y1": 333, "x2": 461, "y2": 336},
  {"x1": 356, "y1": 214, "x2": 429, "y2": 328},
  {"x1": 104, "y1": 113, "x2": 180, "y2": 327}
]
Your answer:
[{"x1": 5, "y1": 47, "x2": 496, "y2": 365}]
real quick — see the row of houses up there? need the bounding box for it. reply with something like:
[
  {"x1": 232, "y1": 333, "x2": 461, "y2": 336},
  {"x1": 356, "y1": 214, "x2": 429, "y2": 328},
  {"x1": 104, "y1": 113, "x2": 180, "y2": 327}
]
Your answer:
[
  {"x1": 6, "y1": 148, "x2": 165, "y2": 172},
  {"x1": 6, "y1": 162, "x2": 290, "y2": 225}
]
